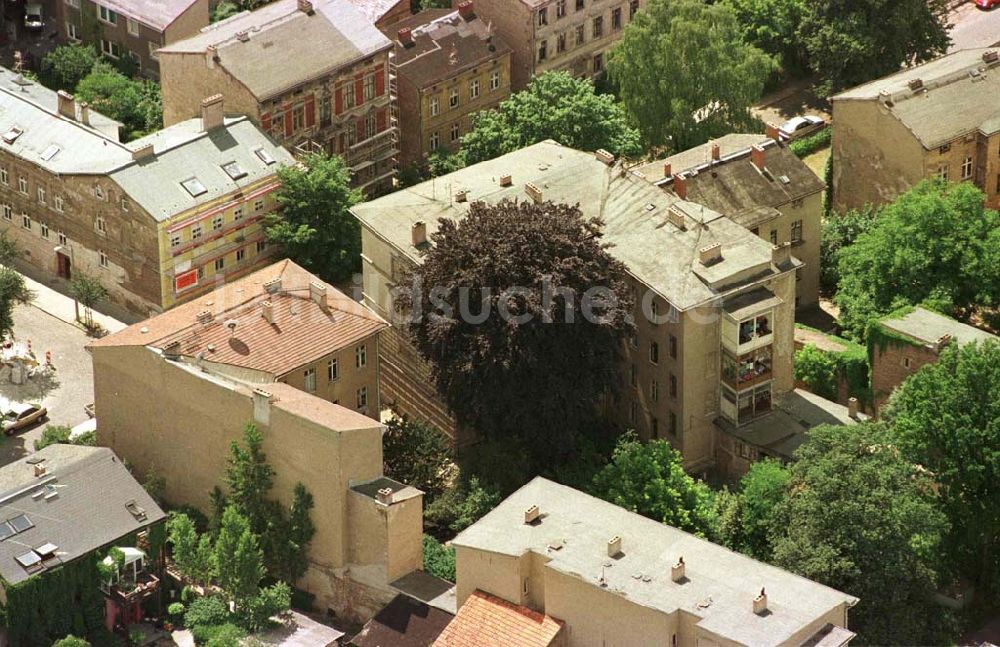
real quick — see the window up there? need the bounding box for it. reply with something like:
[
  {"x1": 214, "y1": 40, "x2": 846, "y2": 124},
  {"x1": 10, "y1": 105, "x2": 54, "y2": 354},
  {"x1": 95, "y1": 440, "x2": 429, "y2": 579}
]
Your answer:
[
  {"x1": 937, "y1": 164, "x2": 949, "y2": 180},
  {"x1": 996, "y1": 173, "x2": 1000, "y2": 194},
  {"x1": 127, "y1": 17, "x2": 139, "y2": 36},
  {"x1": 37, "y1": 187, "x2": 45, "y2": 205},
  {"x1": 593, "y1": 52, "x2": 604, "y2": 73},
  {"x1": 669, "y1": 373, "x2": 677, "y2": 398},
  {"x1": 557, "y1": 33, "x2": 566, "y2": 53},
  {"x1": 304, "y1": 368, "x2": 316, "y2": 393},
  {"x1": 363, "y1": 75, "x2": 376, "y2": 101},
  {"x1": 629, "y1": 401, "x2": 637, "y2": 424},
  {"x1": 556, "y1": 0, "x2": 566, "y2": 18},
  {"x1": 99, "y1": 250, "x2": 109, "y2": 268},
  {"x1": 100, "y1": 39, "x2": 121, "y2": 59},
  {"x1": 170, "y1": 234, "x2": 181, "y2": 247},
  {"x1": 212, "y1": 215, "x2": 223, "y2": 231},
  {"x1": 630, "y1": 363, "x2": 637, "y2": 387},
  {"x1": 449, "y1": 88, "x2": 459, "y2": 109},
  {"x1": 222, "y1": 161, "x2": 247, "y2": 181},
  {"x1": 469, "y1": 79, "x2": 480, "y2": 99},
  {"x1": 356, "y1": 344, "x2": 367, "y2": 368},
  {"x1": 651, "y1": 416, "x2": 659, "y2": 438},
  {"x1": 593, "y1": 16, "x2": 603, "y2": 38},
  {"x1": 96, "y1": 216, "x2": 106, "y2": 234},
  {"x1": 120, "y1": 197, "x2": 128, "y2": 211},
  {"x1": 2, "y1": 205, "x2": 10, "y2": 221},
  {"x1": 429, "y1": 131, "x2": 440, "y2": 150},
  {"x1": 769, "y1": 229, "x2": 777, "y2": 245},
  {"x1": 214, "y1": 257, "x2": 225, "y2": 271},
  {"x1": 256, "y1": 240, "x2": 267, "y2": 253},
  {"x1": 192, "y1": 225, "x2": 203, "y2": 240},
  {"x1": 961, "y1": 156, "x2": 973, "y2": 179},
  {"x1": 430, "y1": 96, "x2": 439, "y2": 116},
  {"x1": 58, "y1": 231, "x2": 67, "y2": 246},
  {"x1": 575, "y1": 24, "x2": 585, "y2": 45},
  {"x1": 537, "y1": 7, "x2": 548, "y2": 25},
  {"x1": 576, "y1": 0, "x2": 584, "y2": 10},
  {"x1": 489, "y1": 71, "x2": 501, "y2": 91},
  {"x1": 181, "y1": 177, "x2": 206, "y2": 197},
  {"x1": 54, "y1": 196, "x2": 64, "y2": 212},
  {"x1": 650, "y1": 341, "x2": 659, "y2": 364},
  {"x1": 902, "y1": 356, "x2": 912, "y2": 369},
  {"x1": 18, "y1": 177, "x2": 27, "y2": 194},
  {"x1": 612, "y1": 7, "x2": 622, "y2": 29},
  {"x1": 356, "y1": 386, "x2": 368, "y2": 409},
  {"x1": 98, "y1": 5, "x2": 117, "y2": 24},
  {"x1": 790, "y1": 220, "x2": 802, "y2": 243},
  {"x1": 538, "y1": 39, "x2": 547, "y2": 62},
  {"x1": 327, "y1": 358, "x2": 338, "y2": 381},
  {"x1": 320, "y1": 96, "x2": 331, "y2": 125},
  {"x1": 21, "y1": 214, "x2": 31, "y2": 230},
  {"x1": 669, "y1": 411, "x2": 677, "y2": 436},
  {"x1": 254, "y1": 199, "x2": 264, "y2": 211},
  {"x1": 40, "y1": 224, "x2": 49, "y2": 239},
  {"x1": 669, "y1": 334, "x2": 677, "y2": 358},
  {"x1": 630, "y1": 0, "x2": 639, "y2": 18},
  {"x1": 364, "y1": 114, "x2": 377, "y2": 139},
  {"x1": 94, "y1": 185, "x2": 105, "y2": 200},
  {"x1": 236, "y1": 248, "x2": 245, "y2": 263},
  {"x1": 651, "y1": 379, "x2": 659, "y2": 402},
  {"x1": 0, "y1": 168, "x2": 7, "y2": 185},
  {"x1": 450, "y1": 122, "x2": 460, "y2": 142},
  {"x1": 233, "y1": 207, "x2": 243, "y2": 221},
  {"x1": 292, "y1": 106, "x2": 304, "y2": 131},
  {"x1": 67, "y1": 22, "x2": 79, "y2": 41}
]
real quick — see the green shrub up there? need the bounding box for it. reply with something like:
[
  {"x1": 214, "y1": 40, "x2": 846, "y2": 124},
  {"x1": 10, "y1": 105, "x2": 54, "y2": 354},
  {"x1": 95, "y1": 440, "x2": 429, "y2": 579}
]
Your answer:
[
  {"x1": 789, "y1": 127, "x2": 832, "y2": 158},
  {"x1": 422, "y1": 535, "x2": 456, "y2": 581},
  {"x1": 793, "y1": 328, "x2": 872, "y2": 406},
  {"x1": 203, "y1": 624, "x2": 246, "y2": 647},
  {"x1": 53, "y1": 636, "x2": 91, "y2": 647},
  {"x1": 239, "y1": 582, "x2": 291, "y2": 632},
  {"x1": 424, "y1": 476, "x2": 501, "y2": 536},
  {"x1": 184, "y1": 596, "x2": 230, "y2": 629},
  {"x1": 34, "y1": 425, "x2": 72, "y2": 451},
  {"x1": 793, "y1": 344, "x2": 840, "y2": 400},
  {"x1": 167, "y1": 602, "x2": 185, "y2": 625},
  {"x1": 382, "y1": 415, "x2": 454, "y2": 500}
]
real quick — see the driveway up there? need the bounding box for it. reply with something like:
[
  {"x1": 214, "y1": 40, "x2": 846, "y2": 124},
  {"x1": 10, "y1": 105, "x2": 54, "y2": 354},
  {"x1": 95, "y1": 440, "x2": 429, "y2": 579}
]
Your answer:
[{"x1": 948, "y1": 1, "x2": 1000, "y2": 51}]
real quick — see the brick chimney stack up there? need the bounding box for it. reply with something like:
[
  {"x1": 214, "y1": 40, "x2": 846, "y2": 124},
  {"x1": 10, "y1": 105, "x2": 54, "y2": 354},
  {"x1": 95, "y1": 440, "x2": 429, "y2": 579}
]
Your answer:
[
  {"x1": 750, "y1": 144, "x2": 766, "y2": 171},
  {"x1": 398, "y1": 27, "x2": 413, "y2": 47},
  {"x1": 458, "y1": 0, "x2": 474, "y2": 20},
  {"x1": 711, "y1": 143, "x2": 720, "y2": 161},
  {"x1": 765, "y1": 122, "x2": 780, "y2": 142},
  {"x1": 662, "y1": 162, "x2": 671, "y2": 178},
  {"x1": 200, "y1": 94, "x2": 225, "y2": 132},
  {"x1": 672, "y1": 173, "x2": 687, "y2": 199},
  {"x1": 57, "y1": 90, "x2": 76, "y2": 120},
  {"x1": 297, "y1": 0, "x2": 314, "y2": 14}
]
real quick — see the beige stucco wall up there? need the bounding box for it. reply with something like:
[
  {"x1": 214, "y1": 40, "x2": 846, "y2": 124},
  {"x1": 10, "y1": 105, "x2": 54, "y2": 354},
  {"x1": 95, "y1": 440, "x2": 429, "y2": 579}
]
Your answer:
[
  {"x1": 278, "y1": 334, "x2": 381, "y2": 418},
  {"x1": 455, "y1": 545, "x2": 526, "y2": 608},
  {"x1": 159, "y1": 51, "x2": 262, "y2": 126}
]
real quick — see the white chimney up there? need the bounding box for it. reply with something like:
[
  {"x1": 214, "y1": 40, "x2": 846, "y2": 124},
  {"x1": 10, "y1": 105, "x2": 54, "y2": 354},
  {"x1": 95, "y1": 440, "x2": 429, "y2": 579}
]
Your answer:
[
  {"x1": 667, "y1": 206, "x2": 686, "y2": 231},
  {"x1": 376, "y1": 487, "x2": 393, "y2": 505},
  {"x1": 261, "y1": 300, "x2": 274, "y2": 324},
  {"x1": 595, "y1": 149, "x2": 615, "y2": 165},
  {"x1": 671, "y1": 556, "x2": 685, "y2": 582},
  {"x1": 455, "y1": 189, "x2": 468, "y2": 203},
  {"x1": 699, "y1": 242, "x2": 722, "y2": 265},
  {"x1": 753, "y1": 587, "x2": 768, "y2": 615},
  {"x1": 524, "y1": 504, "x2": 540, "y2": 524},
  {"x1": 499, "y1": 174, "x2": 512, "y2": 187},
  {"x1": 34, "y1": 462, "x2": 47, "y2": 477},
  {"x1": 252, "y1": 388, "x2": 272, "y2": 426},
  {"x1": 848, "y1": 397, "x2": 859, "y2": 420},
  {"x1": 196, "y1": 309, "x2": 213, "y2": 324},
  {"x1": 309, "y1": 281, "x2": 327, "y2": 306},
  {"x1": 411, "y1": 220, "x2": 427, "y2": 247},
  {"x1": 263, "y1": 277, "x2": 282, "y2": 294},
  {"x1": 607, "y1": 535, "x2": 622, "y2": 557},
  {"x1": 57, "y1": 90, "x2": 76, "y2": 120},
  {"x1": 524, "y1": 182, "x2": 543, "y2": 203},
  {"x1": 80, "y1": 101, "x2": 90, "y2": 125},
  {"x1": 132, "y1": 143, "x2": 155, "y2": 161},
  {"x1": 297, "y1": 0, "x2": 314, "y2": 14},
  {"x1": 200, "y1": 94, "x2": 225, "y2": 132}
]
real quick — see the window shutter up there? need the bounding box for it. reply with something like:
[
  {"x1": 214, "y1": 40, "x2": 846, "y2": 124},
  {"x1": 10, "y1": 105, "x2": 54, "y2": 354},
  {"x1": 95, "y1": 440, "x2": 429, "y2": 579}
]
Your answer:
[
  {"x1": 376, "y1": 108, "x2": 386, "y2": 132},
  {"x1": 261, "y1": 111, "x2": 271, "y2": 131},
  {"x1": 304, "y1": 95, "x2": 315, "y2": 128},
  {"x1": 375, "y1": 68, "x2": 385, "y2": 97},
  {"x1": 355, "y1": 73, "x2": 365, "y2": 106},
  {"x1": 335, "y1": 87, "x2": 343, "y2": 114},
  {"x1": 283, "y1": 104, "x2": 293, "y2": 137}
]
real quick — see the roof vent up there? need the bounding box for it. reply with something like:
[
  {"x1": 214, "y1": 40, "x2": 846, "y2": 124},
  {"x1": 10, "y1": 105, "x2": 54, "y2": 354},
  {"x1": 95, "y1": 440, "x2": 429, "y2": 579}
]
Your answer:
[
  {"x1": 667, "y1": 205, "x2": 686, "y2": 231},
  {"x1": 499, "y1": 174, "x2": 512, "y2": 187},
  {"x1": 753, "y1": 587, "x2": 768, "y2": 615},
  {"x1": 455, "y1": 189, "x2": 468, "y2": 203},
  {"x1": 56, "y1": 90, "x2": 76, "y2": 120},
  {"x1": 196, "y1": 310, "x2": 213, "y2": 324},
  {"x1": 236, "y1": 30, "x2": 250, "y2": 42},
  {"x1": 524, "y1": 182, "x2": 543, "y2": 203},
  {"x1": 411, "y1": 220, "x2": 427, "y2": 247},
  {"x1": 263, "y1": 277, "x2": 282, "y2": 294},
  {"x1": 907, "y1": 78, "x2": 924, "y2": 91},
  {"x1": 607, "y1": 535, "x2": 622, "y2": 557},
  {"x1": 778, "y1": 174, "x2": 790, "y2": 185},
  {"x1": 33, "y1": 462, "x2": 46, "y2": 478},
  {"x1": 261, "y1": 300, "x2": 274, "y2": 324},
  {"x1": 699, "y1": 242, "x2": 722, "y2": 265},
  {"x1": 524, "y1": 504, "x2": 540, "y2": 525},
  {"x1": 671, "y1": 556, "x2": 686, "y2": 582},
  {"x1": 595, "y1": 149, "x2": 615, "y2": 165},
  {"x1": 125, "y1": 500, "x2": 147, "y2": 522},
  {"x1": 376, "y1": 487, "x2": 393, "y2": 505},
  {"x1": 848, "y1": 397, "x2": 859, "y2": 420}
]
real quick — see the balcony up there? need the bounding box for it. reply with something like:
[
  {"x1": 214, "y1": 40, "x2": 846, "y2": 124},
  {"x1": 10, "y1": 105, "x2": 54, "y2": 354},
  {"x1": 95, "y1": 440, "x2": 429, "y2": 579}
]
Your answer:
[
  {"x1": 109, "y1": 571, "x2": 160, "y2": 604},
  {"x1": 721, "y1": 288, "x2": 781, "y2": 355}
]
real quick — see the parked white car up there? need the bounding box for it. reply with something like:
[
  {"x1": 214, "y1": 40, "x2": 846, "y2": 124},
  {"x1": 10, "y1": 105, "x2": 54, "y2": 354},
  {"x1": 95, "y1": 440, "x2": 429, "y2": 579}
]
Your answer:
[{"x1": 778, "y1": 115, "x2": 827, "y2": 141}]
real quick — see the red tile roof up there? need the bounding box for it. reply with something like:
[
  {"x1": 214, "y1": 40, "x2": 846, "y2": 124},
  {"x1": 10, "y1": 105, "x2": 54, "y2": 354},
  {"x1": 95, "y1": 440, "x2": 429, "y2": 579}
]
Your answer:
[
  {"x1": 90, "y1": 260, "x2": 387, "y2": 377},
  {"x1": 433, "y1": 591, "x2": 563, "y2": 647}
]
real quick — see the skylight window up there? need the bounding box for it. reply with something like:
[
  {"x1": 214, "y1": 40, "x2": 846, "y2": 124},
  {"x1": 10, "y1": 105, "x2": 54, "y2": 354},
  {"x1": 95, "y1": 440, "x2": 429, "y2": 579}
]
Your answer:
[
  {"x1": 40, "y1": 145, "x2": 60, "y2": 162},
  {"x1": 181, "y1": 177, "x2": 207, "y2": 197},
  {"x1": 222, "y1": 161, "x2": 247, "y2": 180},
  {"x1": 15, "y1": 551, "x2": 40, "y2": 569},
  {"x1": 2, "y1": 127, "x2": 23, "y2": 144},
  {"x1": 9, "y1": 513, "x2": 33, "y2": 533},
  {"x1": 254, "y1": 147, "x2": 276, "y2": 165},
  {"x1": 0, "y1": 521, "x2": 14, "y2": 541}
]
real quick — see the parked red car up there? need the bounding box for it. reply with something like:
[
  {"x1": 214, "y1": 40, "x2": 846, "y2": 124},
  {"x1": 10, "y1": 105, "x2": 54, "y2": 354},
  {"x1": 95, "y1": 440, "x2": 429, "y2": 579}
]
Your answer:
[{"x1": 974, "y1": 0, "x2": 1000, "y2": 10}]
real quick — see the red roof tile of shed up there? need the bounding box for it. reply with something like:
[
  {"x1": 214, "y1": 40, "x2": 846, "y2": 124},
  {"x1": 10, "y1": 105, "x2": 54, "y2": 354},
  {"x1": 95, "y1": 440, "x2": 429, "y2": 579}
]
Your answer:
[{"x1": 433, "y1": 590, "x2": 563, "y2": 647}]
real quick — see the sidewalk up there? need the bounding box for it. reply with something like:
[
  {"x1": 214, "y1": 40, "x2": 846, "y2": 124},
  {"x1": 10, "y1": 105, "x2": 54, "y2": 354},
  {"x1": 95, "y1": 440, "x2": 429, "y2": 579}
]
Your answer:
[{"x1": 8, "y1": 267, "x2": 128, "y2": 334}]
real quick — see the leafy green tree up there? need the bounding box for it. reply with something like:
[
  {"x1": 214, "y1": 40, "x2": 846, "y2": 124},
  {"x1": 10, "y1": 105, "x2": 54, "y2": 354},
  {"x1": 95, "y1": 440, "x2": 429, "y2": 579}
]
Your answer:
[
  {"x1": 34, "y1": 425, "x2": 72, "y2": 451},
  {"x1": 723, "y1": 0, "x2": 807, "y2": 72},
  {"x1": 204, "y1": 624, "x2": 246, "y2": 647},
  {"x1": 265, "y1": 152, "x2": 361, "y2": 283},
  {"x1": 167, "y1": 513, "x2": 215, "y2": 587},
  {"x1": 819, "y1": 206, "x2": 875, "y2": 291},
  {"x1": 422, "y1": 535, "x2": 455, "y2": 581},
  {"x1": 225, "y1": 423, "x2": 278, "y2": 537},
  {"x1": 240, "y1": 582, "x2": 291, "y2": 632},
  {"x1": 799, "y1": 0, "x2": 950, "y2": 94},
  {"x1": 214, "y1": 506, "x2": 266, "y2": 608},
  {"x1": 382, "y1": 415, "x2": 454, "y2": 500},
  {"x1": 53, "y1": 636, "x2": 91, "y2": 647},
  {"x1": 770, "y1": 423, "x2": 948, "y2": 645},
  {"x1": 733, "y1": 459, "x2": 789, "y2": 561},
  {"x1": 884, "y1": 340, "x2": 1000, "y2": 593},
  {"x1": 792, "y1": 344, "x2": 839, "y2": 400},
  {"x1": 461, "y1": 71, "x2": 641, "y2": 165},
  {"x1": 183, "y1": 596, "x2": 229, "y2": 629},
  {"x1": 39, "y1": 44, "x2": 99, "y2": 91},
  {"x1": 74, "y1": 62, "x2": 162, "y2": 140},
  {"x1": 396, "y1": 199, "x2": 633, "y2": 462},
  {"x1": 836, "y1": 180, "x2": 1000, "y2": 339},
  {"x1": 424, "y1": 476, "x2": 501, "y2": 535},
  {"x1": 591, "y1": 434, "x2": 719, "y2": 539},
  {"x1": 0, "y1": 230, "x2": 21, "y2": 264},
  {"x1": 270, "y1": 484, "x2": 315, "y2": 584},
  {"x1": 211, "y1": 1, "x2": 240, "y2": 22},
  {"x1": 0, "y1": 266, "x2": 33, "y2": 338},
  {"x1": 609, "y1": 0, "x2": 775, "y2": 150},
  {"x1": 69, "y1": 273, "x2": 107, "y2": 329}
]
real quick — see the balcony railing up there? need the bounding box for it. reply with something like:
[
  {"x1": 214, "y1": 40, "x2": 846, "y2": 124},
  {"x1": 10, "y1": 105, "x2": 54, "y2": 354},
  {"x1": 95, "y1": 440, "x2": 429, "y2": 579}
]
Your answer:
[{"x1": 109, "y1": 571, "x2": 159, "y2": 604}]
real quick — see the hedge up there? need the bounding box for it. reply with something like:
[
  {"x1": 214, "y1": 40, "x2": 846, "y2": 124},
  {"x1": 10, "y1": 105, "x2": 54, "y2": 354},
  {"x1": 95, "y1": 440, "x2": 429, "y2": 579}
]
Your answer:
[
  {"x1": 789, "y1": 127, "x2": 832, "y2": 158},
  {"x1": 794, "y1": 324, "x2": 871, "y2": 407}
]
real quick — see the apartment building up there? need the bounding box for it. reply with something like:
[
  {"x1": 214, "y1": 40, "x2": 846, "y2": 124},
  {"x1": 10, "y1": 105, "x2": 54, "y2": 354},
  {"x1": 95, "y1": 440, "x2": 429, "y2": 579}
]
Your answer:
[
  {"x1": 352, "y1": 141, "x2": 801, "y2": 472},
  {"x1": 89, "y1": 285, "x2": 421, "y2": 620},
  {"x1": 832, "y1": 48, "x2": 1000, "y2": 211},
  {"x1": 637, "y1": 133, "x2": 825, "y2": 310},
  {"x1": 57, "y1": 0, "x2": 209, "y2": 78},
  {"x1": 466, "y1": 0, "x2": 644, "y2": 90},
  {"x1": 447, "y1": 477, "x2": 858, "y2": 646},
  {"x1": 0, "y1": 71, "x2": 293, "y2": 316},
  {"x1": 870, "y1": 307, "x2": 997, "y2": 413},
  {"x1": 158, "y1": 0, "x2": 398, "y2": 194},
  {"x1": 387, "y1": 4, "x2": 512, "y2": 168}
]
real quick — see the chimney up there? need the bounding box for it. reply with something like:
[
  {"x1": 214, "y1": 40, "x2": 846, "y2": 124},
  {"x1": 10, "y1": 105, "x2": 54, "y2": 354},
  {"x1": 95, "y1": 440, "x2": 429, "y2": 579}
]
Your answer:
[
  {"x1": 907, "y1": 78, "x2": 923, "y2": 91},
  {"x1": 751, "y1": 144, "x2": 766, "y2": 171},
  {"x1": 263, "y1": 277, "x2": 282, "y2": 294},
  {"x1": 765, "y1": 122, "x2": 780, "y2": 142},
  {"x1": 699, "y1": 242, "x2": 722, "y2": 265},
  {"x1": 457, "y1": 0, "x2": 474, "y2": 20},
  {"x1": 57, "y1": 90, "x2": 76, "y2": 120},
  {"x1": 666, "y1": 206, "x2": 686, "y2": 231},
  {"x1": 524, "y1": 504, "x2": 540, "y2": 524},
  {"x1": 672, "y1": 173, "x2": 687, "y2": 199},
  {"x1": 455, "y1": 189, "x2": 468, "y2": 203},
  {"x1": 132, "y1": 143, "x2": 154, "y2": 161},
  {"x1": 297, "y1": 0, "x2": 314, "y2": 14},
  {"x1": 206, "y1": 45, "x2": 218, "y2": 69},
  {"x1": 411, "y1": 220, "x2": 427, "y2": 247},
  {"x1": 309, "y1": 280, "x2": 327, "y2": 306},
  {"x1": 200, "y1": 94, "x2": 225, "y2": 132},
  {"x1": 772, "y1": 242, "x2": 792, "y2": 267},
  {"x1": 607, "y1": 535, "x2": 622, "y2": 557},
  {"x1": 252, "y1": 388, "x2": 272, "y2": 426},
  {"x1": 196, "y1": 309, "x2": 213, "y2": 324},
  {"x1": 80, "y1": 101, "x2": 90, "y2": 125},
  {"x1": 753, "y1": 587, "x2": 768, "y2": 615},
  {"x1": 499, "y1": 174, "x2": 512, "y2": 187},
  {"x1": 524, "y1": 182, "x2": 543, "y2": 203},
  {"x1": 710, "y1": 143, "x2": 720, "y2": 161},
  {"x1": 983, "y1": 50, "x2": 999, "y2": 65},
  {"x1": 595, "y1": 149, "x2": 615, "y2": 165},
  {"x1": 261, "y1": 300, "x2": 274, "y2": 324},
  {"x1": 671, "y1": 556, "x2": 685, "y2": 583},
  {"x1": 935, "y1": 333, "x2": 953, "y2": 351},
  {"x1": 398, "y1": 27, "x2": 413, "y2": 47},
  {"x1": 847, "y1": 397, "x2": 859, "y2": 420},
  {"x1": 662, "y1": 162, "x2": 671, "y2": 178},
  {"x1": 376, "y1": 487, "x2": 394, "y2": 505},
  {"x1": 34, "y1": 462, "x2": 46, "y2": 477},
  {"x1": 163, "y1": 340, "x2": 182, "y2": 359}
]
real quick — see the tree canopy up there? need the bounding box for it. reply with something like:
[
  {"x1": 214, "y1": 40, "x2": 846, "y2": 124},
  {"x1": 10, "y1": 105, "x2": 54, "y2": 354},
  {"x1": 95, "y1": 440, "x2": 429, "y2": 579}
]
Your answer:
[
  {"x1": 265, "y1": 152, "x2": 361, "y2": 283},
  {"x1": 39, "y1": 44, "x2": 99, "y2": 92},
  {"x1": 884, "y1": 340, "x2": 1000, "y2": 594},
  {"x1": 835, "y1": 180, "x2": 1000, "y2": 339},
  {"x1": 609, "y1": 0, "x2": 774, "y2": 151},
  {"x1": 460, "y1": 71, "x2": 641, "y2": 165},
  {"x1": 396, "y1": 199, "x2": 632, "y2": 462},
  {"x1": 716, "y1": 459, "x2": 789, "y2": 561},
  {"x1": 74, "y1": 62, "x2": 162, "y2": 141},
  {"x1": 0, "y1": 266, "x2": 32, "y2": 338},
  {"x1": 722, "y1": 0, "x2": 807, "y2": 73},
  {"x1": 798, "y1": 0, "x2": 950, "y2": 94},
  {"x1": 769, "y1": 423, "x2": 948, "y2": 645},
  {"x1": 382, "y1": 415, "x2": 454, "y2": 500},
  {"x1": 591, "y1": 435, "x2": 719, "y2": 539}
]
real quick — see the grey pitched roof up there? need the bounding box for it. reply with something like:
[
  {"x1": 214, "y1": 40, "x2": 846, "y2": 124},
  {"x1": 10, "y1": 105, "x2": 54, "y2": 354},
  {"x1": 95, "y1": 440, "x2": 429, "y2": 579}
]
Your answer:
[
  {"x1": 453, "y1": 477, "x2": 857, "y2": 647},
  {"x1": 159, "y1": 0, "x2": 392, "y2": 100},
  {"x1": 880, "y1": 307, "x2": 997, "y2": 347},
  {"x1": 833, "y1": 48, "x2": 1000, "y2": 148},
  {"x1": 351, "y1": 141, "x2": 796, "y2": 311},
  {"x1": 93, "y1": 0, "x2": 201, "y2": 31},
  {"x1": 112, "y1": 117, "x2": 295, "y2": 222},
  {"x1": 633, "y1": 133, "x2": 768, "y2": 184},
  {"x1": 0, "y1": 445, "x2": 166, "y2": 586}
]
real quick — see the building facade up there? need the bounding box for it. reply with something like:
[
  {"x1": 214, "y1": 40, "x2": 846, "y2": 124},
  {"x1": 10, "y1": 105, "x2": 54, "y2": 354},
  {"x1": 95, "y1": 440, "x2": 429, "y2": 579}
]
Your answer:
[
  {"x1": 387, "y1": 5, "x2": 512, "y2": 168},
  {"x1": 351, "y1": 141, "x2": 800, "y2": 472},
  {"x1": 465, "y1": 0, "x2": 644, "y2": 91},
  {"x1": 57, "y1": 0, "x2": 209, "y2": 78},
  {"x1": 0, "y1": 75, "x2": 293, "y2": 316},
  {"x1": 349, "y1": 0, "x2": 413, "y2": 28},
  {"x1": 158, "y1": 0, "x2": 398, "y2": 194},
  {"x1": 832, "y1": 48, "x2": 1000, "y2": 212},
  {"x1": 449, "y1": 477, "x2": 858, "y2": 647}
]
